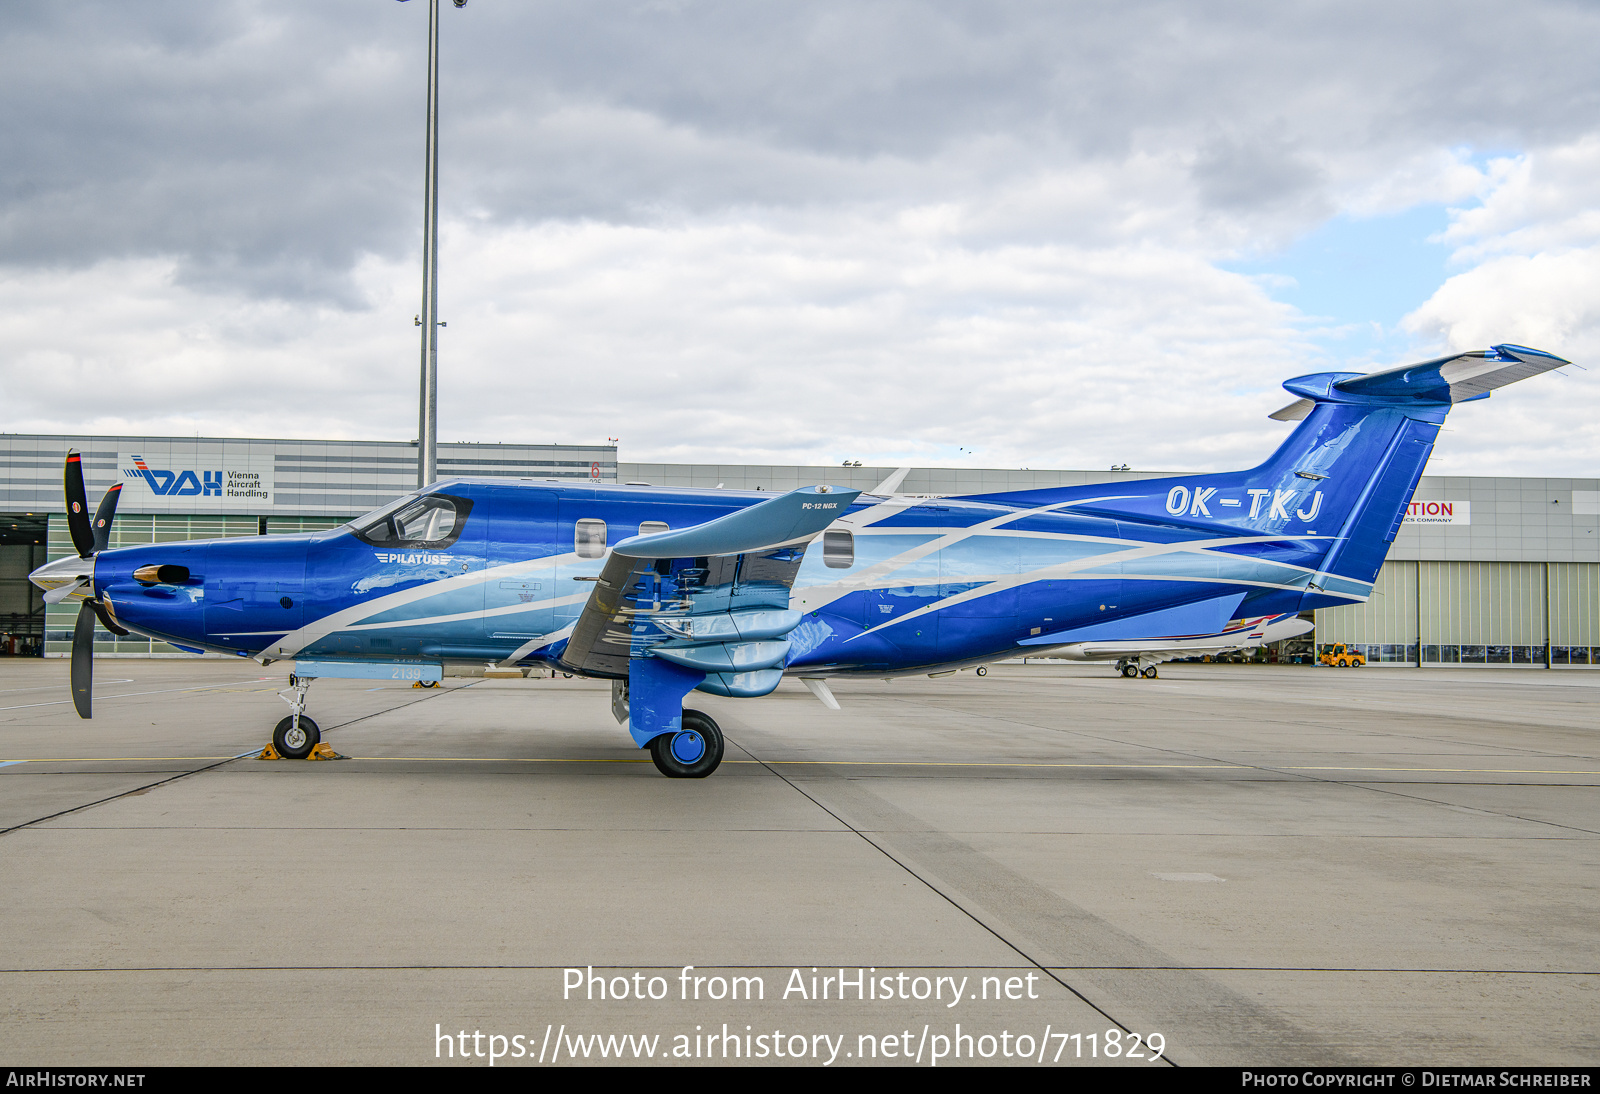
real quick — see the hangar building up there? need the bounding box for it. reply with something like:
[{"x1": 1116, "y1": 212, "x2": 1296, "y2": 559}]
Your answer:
[{"x1": 2, "y1": 434, "x2": 1596, "y2": 667}]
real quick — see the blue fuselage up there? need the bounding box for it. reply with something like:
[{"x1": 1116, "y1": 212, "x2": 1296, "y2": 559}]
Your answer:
[{"x1": 90, "y1": 477, "x2": 1341, "y2": 677}]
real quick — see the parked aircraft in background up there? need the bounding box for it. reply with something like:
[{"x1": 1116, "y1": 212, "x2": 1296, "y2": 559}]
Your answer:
[
  {"x1": 1046, "y1": 611, "x2": 1314, "y2": 677},
  {"x1": 31, "y1": 344, "x2": 1566, "y2": 776}
]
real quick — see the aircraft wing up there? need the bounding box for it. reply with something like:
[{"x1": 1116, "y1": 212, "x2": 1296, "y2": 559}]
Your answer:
[{"x1": 558, "y1": 486, "x2": 860, "y2": 680}]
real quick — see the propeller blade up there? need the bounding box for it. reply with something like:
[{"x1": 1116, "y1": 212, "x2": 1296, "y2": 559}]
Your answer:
[
  {"x1": 42, "y1": 578, "x2": 88, "y2": 605},
  {"x1": 71, "y1": 601, "x2": 95, "y2": 719},
  {"x1": 64, "y1": 450, "x2": 96, "y2": 559},
  {"x1": 91, "y1": 482, "x2": 122, "y2": 554}
]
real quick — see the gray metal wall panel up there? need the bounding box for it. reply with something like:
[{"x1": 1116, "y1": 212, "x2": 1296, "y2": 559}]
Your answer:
[
  {"x1": 1314, "y1": 560, "x2": 1417, "y2": 646},
  {"x1": 0, "y1": 435, "x2": 616, "y2": 517},
  {"x1": 1549, "y1": 563, "x2": 1599, "y2": 647},
  {"x1": 1418, "y1": 561, "x2": 1545, "y2": 645}
]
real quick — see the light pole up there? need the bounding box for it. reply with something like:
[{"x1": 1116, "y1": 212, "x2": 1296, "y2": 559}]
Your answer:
[{"x1": 400, "y1": 0, "x2": 467, "y2": 490}]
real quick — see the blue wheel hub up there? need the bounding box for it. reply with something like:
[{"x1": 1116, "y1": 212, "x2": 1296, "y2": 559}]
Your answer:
[{"x1": 669, "y1": 729, "x2": 706, "y2": 764}]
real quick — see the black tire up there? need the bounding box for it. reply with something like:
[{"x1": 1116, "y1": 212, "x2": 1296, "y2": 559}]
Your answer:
[
  {"x1": 273, "y1": 715, "x2": 320, "y2": 760},
  {"x1": 975, "y1": 665, "x2": 988, "y2": 677},
  {"x1": 648, "y1": 709, "x2": 724, "y2": 778},
  {"x1": 1141, "y1": 666, "x2": 1159, "y2": 679},
  {"x1": 1121, "y1": 663, "x2": 1139, "y2": 678}
]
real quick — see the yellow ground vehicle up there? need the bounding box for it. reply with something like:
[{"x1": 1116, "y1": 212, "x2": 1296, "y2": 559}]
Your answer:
[{"x1": 1320, "y1": 643, "x2": 1366, "y2": 667}]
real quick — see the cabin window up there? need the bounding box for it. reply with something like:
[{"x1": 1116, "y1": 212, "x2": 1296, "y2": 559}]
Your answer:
[
  {"x1": 575, "y1": 518, "x2": 607, "y2": 559},
  {"x1": 822, "y1": 530, "x2": 854, "y2": 568},
  {"x1": 350, "y1": 493, "x2": 473, "y2": 550},
  {"x1": 639, "y1": 521, "x2": 670, "y2": 535}
]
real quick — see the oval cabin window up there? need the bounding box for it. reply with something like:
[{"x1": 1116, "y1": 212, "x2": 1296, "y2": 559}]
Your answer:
[
  {"x1": 575, "y1": 518, "x2": 607, "y2": 559},
  {"x1": 822, "y1": 530, "x2": 854, "y2": 568}
]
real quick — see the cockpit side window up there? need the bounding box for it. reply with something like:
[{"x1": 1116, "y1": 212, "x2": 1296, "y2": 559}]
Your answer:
[{"x1": 351, "y1": 493, "x2": 474, "y2": 549}]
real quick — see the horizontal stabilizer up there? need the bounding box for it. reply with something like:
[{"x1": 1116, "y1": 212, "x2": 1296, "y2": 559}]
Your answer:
[
  {"x1": 1268, "y1": 398, "x2": 1314, "y2": 421},
  {"x1": 1336, "y1": 343, "x2": 1568, "y2": 403},
  {"x1": 1019, "y1": 592, "x2": 1246, "y2": 646},
  {"x1": 1278, "y1": 344, "x2": 1568, "y2": 416}
]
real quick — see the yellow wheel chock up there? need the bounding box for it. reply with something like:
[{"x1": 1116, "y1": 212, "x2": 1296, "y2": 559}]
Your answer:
[{"x1": 257, "y1": 741, "x2": 345, "y2": 761}]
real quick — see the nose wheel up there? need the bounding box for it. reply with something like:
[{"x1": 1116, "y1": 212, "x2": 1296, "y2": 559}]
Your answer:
[
  {"x1": 648, "y1": 709, "x2": 724, "y2": 778},
  {"x1": 262, "y1": 673, "x2": 340, "y2": 759},
  {"x1": 272, "y1": 715, "x2": 321, "y2": 759}
]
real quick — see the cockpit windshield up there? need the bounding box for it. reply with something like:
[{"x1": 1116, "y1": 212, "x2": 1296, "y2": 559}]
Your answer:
[{"x1": 348, "y1": 493, "x2": 473, "y2": 550}]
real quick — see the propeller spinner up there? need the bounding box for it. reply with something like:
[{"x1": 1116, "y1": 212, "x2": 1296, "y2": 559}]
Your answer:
[{"x1": 28, "y1": 451, "x2": 127, "y2": 718}]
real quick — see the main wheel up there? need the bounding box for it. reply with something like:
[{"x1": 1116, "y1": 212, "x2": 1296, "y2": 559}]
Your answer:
[
  {"x1": 1141, "y1": 666, "x2": 1159, "y2": 679},
  {"x1": 273, "y1": 715, "x2": 321, "y2": 760},
  {"x1": 1120, "y1": 663, "x2": 1139, "y2": 678},
  {"x1": 975, "y1": 665, "x2": 988, "y2": 677},
  {"x1": 648, "y1": 709, "x2": 724, "y2": 778}
]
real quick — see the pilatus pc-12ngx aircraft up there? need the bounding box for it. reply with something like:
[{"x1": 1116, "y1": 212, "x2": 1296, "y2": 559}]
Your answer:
[{"x1": 31, "y1": 344, "x2": 1566, "y2": 777}]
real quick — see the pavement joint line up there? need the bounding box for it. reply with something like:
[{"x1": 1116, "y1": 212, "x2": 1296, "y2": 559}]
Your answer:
[
  {"x1": 933, "y1": 696, "x2": 1600, "y2": 780},
  {"x1": 5, "y1": 756, "x2": 1595, "y2": 774},
  {"x1": 2, "y1": 964, "x2": 1593, "y2": 975},
  {"x1": 717, "y1": 727, "x2": 1178, "y2": 1068},
  {"x1": 1134, "y1": 739, "x2": 1600, "y2": 836},
  {"x1": 850, "y1": 691, "x2": 1600, "y2": 837},
  {"x1": 0, "y1": 679, "x2": 135, "y2": 696},
  {"x1": 0, "y1": 682, "x2": 472, "y2": 836},
  {"x1": 14, "y1": 826, "x2": 1599, "y2": 838},
  {"x1": 0, "y1": 678, "x2": 283, "y2": 713}
]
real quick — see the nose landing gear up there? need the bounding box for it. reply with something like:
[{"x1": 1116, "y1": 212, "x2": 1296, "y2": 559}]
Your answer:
[{"x1": 260, "y1": 674, "x2": 342, "y2": 760}]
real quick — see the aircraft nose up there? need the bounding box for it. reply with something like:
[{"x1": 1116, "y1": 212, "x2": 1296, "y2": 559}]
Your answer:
[{"x1": 29, "y1": 553, "x2": 95, "y2": 603}]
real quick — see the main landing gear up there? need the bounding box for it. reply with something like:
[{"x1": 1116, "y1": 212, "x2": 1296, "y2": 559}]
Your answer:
[
  {"x1": 648, "y1": 709, "x2": 724, "y2": 779},
  {"x1": 1116, "y1": 660, "x2": 1160, "y2": 680}
]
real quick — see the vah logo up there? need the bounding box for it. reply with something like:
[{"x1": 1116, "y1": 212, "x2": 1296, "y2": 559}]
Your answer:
[{"x1": 124, "y1": 456, "x2": 221, "y2": 497}]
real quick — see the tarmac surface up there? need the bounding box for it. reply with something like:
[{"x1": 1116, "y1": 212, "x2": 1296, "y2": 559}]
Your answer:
[{"x1": 0, "y1": 657, "x2": 1595, "y2": 1067}]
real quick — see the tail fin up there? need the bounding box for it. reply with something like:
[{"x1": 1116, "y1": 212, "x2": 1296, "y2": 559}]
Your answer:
[{"x1": 1074, "y1": 344, "x2": 1567, "y2": 601}]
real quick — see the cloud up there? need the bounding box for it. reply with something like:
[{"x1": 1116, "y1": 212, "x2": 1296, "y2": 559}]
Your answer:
[
  {"x1": 3, "y1": 2, "x2": 1600, "y2": 476},
  {"x1": 0, "y1": 213, "x2": 1314, "y2": 472},
  {"x1": 1398, "y1": 139, "x2": 1600, "y2": 473}
]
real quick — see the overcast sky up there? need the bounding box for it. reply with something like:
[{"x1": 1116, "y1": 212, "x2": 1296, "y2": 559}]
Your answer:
[{"x1": 2, "y1": 1, "x2": 1598, "y2": 475}]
